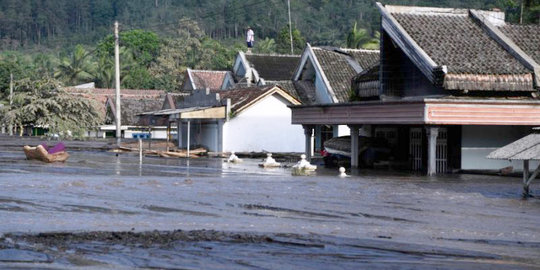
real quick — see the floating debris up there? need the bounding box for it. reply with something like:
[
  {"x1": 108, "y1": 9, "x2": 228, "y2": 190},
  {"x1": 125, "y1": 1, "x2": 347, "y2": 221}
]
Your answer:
[
  {"x1": 292, "y1": 154, "x2": 317, "y2": 176},
  {"x1": 338, "y1": 167, "x2": 348, "y2": 178},
  {"x1": 259, "y1": 153, "x2": 281, "y2": 168},
  {"x1": 227, "y1": 152, "x2": 243, "y2": 163}
]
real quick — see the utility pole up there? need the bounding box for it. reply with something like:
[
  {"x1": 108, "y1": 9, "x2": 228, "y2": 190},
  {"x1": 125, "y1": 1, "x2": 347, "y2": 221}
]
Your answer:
[
  {"x1": 288, "y1": 0, "x2": 294, "y2": 54},
  {"x1": 520, "y1": 0, "x2": 524, "y2": 24},
  {"x1": 8, "y1": 73, "x2": 13, "y2": 136},
  {"x1": 114, "y1": 21, "x2": 122, "y2": 146}
]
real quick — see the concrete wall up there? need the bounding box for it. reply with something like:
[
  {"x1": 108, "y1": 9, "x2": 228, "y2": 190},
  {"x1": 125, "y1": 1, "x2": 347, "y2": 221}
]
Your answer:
[
  {"x1": 461, "y1": 125, "x2": 537, "y2": 171},
  {"x1": 223, "y1": 94, "x2": 304, "y2": 152}
]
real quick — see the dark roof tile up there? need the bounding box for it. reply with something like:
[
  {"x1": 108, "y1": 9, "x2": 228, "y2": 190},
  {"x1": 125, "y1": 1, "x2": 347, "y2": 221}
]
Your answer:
[
  {"x1": 245, "y1": 54, "x2": 301, "y2": 80},
  {"x1": 392, "y1": 13, "x2": 530, "y2": 75},
  {"x1": 312, "y1": 47, "x2": 379, "y2": 102},
  {"x1": 499, "y1": 24, "x2": 540, "y2": 65}
]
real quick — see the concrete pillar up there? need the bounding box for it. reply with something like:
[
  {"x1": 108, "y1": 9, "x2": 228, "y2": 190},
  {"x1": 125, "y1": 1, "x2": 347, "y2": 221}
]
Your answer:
[
  {"x1": 303, "y1": 125, "x2": 314, "y2": 160},
  {"x1": 217, "y1": 120, "x2": 224, "y2": 153},
  {"x1": 349, "y1": 125, "x2": 361, "y2": 168},
  {"x1": 177, "y1": 120, "x2": 183, "y2": 148},
  {"x1": 426, "y1": 126, "x2": 439, "y2": 176}
]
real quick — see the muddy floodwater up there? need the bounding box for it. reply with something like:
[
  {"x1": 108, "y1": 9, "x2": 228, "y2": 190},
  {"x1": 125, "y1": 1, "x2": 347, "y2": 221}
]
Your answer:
[{"x1": 0, "y1": 149, "x2": 539, "y2": 269}]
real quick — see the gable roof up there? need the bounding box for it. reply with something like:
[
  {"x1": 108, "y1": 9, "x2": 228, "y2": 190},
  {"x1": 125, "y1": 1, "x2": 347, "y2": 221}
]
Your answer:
[
  {"x1": 306, "y1": 46, "x2": 380, "y2": 103},
  {"x1": 242, "y1": 53, "x2": 301, "y2": 81},
  {"x1": 215, "y1": 85, "x2": 300, "y2": 114},
  {"x1": 184, "y1": 69, "x2": 234, "y2": 90},
  {"x1": 378, "y1": 3, "x2": 538, "y2": 92}
]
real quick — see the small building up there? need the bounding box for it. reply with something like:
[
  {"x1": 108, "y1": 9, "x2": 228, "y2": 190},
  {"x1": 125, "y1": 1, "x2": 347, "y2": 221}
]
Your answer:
[
  {"x1": 143, "y1": 85, "x2": 304, "y2": 153},
  {"x1": 290, "y1": 3, "x2": 540, "y2": 174}
]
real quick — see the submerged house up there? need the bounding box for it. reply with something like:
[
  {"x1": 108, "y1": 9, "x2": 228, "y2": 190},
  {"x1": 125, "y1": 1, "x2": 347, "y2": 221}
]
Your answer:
[
  {"x1": 65, "y1": 87, "x2": 166, "y2": 138},
  {"x1": 290, "y1": 3, "x2": 540, "y2": 174},
  {"x1": 292, "y1": 44, "x2": 380, "y2": 152},
  {"x1": 143, "y1": 85, "x2": 304, "y2": 153}
]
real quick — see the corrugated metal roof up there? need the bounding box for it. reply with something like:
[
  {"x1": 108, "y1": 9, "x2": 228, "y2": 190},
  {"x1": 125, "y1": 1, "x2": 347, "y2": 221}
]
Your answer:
[{"x1": 487, "y1": 133, "x2": 540, "y2": 160}]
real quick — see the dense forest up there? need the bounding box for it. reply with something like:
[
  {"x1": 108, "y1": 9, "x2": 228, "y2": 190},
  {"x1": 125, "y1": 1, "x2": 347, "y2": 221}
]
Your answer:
[{"x1": 0, "y1": 0, "x2": 538, "y2": 94}]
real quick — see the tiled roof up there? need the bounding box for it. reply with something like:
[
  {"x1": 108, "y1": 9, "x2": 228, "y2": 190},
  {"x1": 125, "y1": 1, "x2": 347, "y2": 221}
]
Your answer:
[
  {"x1": 352, "y1": 64, "x2": 380, "y2": 98},
  {"x1": 392, "y1": 13, "x2": 530, "y2": 75},
  {"x1": 215, "y1": 85, "x2": 275, "y2": 113},
  {"x1": 108, "y1": 98, "x2": 164, "y2": 126},
  {"x1": 499, "y1": 24, "x2": 540, "y2": 65},
  {"x1": 65, "y1": 87, "x2": 165, "y2": 119},
  {"x1": 214, "y1": 84, "x2": 298, "y2": 113},
  {"x1": 389, "y1": 11, "x2": 535, "y2": 91},
  {"x1": 245, "y1": 53, "x2": 301, "y2": 80},
  {"x1": 312, "y1": 47, "x2": 379, "y2": 102},
  {"x1": 265, "y1": 80, "x2": 299, "y2": 101},
  {"x1": 189, "y1": 70, "x2": 231, "y2": 90}
]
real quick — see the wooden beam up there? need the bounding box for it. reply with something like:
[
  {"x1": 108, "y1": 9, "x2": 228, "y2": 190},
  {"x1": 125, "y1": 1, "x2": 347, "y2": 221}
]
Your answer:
[{"x1": 180, "y1": 107, "x2": 226, "y2": 119}]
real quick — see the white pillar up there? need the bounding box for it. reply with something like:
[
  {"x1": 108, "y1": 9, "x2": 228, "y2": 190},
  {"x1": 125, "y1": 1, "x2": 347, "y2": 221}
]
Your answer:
[
  {"x1": 187, "y1": 120, "x2": 191, "y2": 157},
  {"x1": 349, "y1": 125, "x2": 360, "y2": 168},
  {"x1": 426, "y1": 126, "x2": 439, "y2": 176}
]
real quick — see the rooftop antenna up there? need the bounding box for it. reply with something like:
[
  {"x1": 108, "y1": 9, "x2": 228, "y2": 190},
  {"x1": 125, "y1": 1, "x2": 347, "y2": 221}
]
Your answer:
[{"x1": 288, "y1": 0, "x2": 294, "y2": 54}]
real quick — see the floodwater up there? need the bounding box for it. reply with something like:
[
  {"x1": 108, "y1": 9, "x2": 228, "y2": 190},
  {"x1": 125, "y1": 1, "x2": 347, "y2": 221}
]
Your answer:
[{"x1": 0, "y1": 150, "x2": 539, "y2": 269}]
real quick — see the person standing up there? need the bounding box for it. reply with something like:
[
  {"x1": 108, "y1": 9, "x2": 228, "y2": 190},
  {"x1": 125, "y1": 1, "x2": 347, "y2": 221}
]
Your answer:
[{"x1": 246, "y1": 26, "x2": 254, "y2": 53}]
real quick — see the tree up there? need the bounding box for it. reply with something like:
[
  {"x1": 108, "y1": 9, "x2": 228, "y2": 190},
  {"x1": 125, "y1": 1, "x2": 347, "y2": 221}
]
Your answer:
[
  {"x1": 346, "y1": 22, "x2": 379, "y2": 49},
  {"x1": 276, "y1": 25, "x2": 305, "y2": 54},
  {"x1": 0, "y1": 78, "x2": 102, "y2": 137},
  {"x1": 255, "y1": 38, "x2": 277, "y2": 54},
  {"x1": 54, "y1": 45, "x2": 95, "y2": 86}
]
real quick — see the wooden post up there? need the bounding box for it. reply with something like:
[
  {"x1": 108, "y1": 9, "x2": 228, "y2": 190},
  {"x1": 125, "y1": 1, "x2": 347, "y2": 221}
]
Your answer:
[{"x1": 426, "y1": 126, "x2": 439, "y2": 176}]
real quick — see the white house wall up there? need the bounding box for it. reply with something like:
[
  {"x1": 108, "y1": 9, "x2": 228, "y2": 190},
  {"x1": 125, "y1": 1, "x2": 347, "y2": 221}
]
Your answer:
[
  {"x1": 314, "y1": 72, "x2": 333, "y2": 104},
  {"x1": 461, "y1": 125, "x2": 538, "y2": 171},
  {"x1": 223, "y1": 94, "x2": 304, "y2": 152}
]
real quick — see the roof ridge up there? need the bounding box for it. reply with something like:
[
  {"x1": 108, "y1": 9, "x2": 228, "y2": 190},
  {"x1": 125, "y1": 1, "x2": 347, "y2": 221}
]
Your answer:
[
  {"x1": 189, "y1": 69, "x2": 230, "y2": 73},
  {"x1": 244, "y1": 53, "x2": 301, "y2": 57}
]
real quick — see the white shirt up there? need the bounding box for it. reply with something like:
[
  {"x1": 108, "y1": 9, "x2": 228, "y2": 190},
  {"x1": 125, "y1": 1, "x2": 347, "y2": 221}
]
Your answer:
[{"x1": 246, "y1": 29, "x2": 254, "y2": 42}]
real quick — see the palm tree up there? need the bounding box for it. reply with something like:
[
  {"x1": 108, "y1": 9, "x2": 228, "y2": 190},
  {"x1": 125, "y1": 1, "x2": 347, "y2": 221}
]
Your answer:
[
  {"x1": 346, "y1": 22, "x2": 379, "y2": 49},
  {"x1": 54, "y1": 45, "x2": 95, "y2": 86}
]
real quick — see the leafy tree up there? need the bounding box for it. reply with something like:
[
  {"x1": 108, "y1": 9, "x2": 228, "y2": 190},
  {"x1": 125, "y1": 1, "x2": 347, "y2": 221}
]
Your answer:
[
  {"x1": 54, "y1": 45, "x2": 95, "y2": 86},
  {"x1": 276, "y1": 25, "x2": 305, "y2": 55},
  {"x1": 255, "y1": 38, "x2": 277, "y2": 54},
  {"x1": 97, "y1": 29, "x2": 160, "y2": 68},
  {"x1": 0, "y1": 78, "x2": 102, "y2": 137}
]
